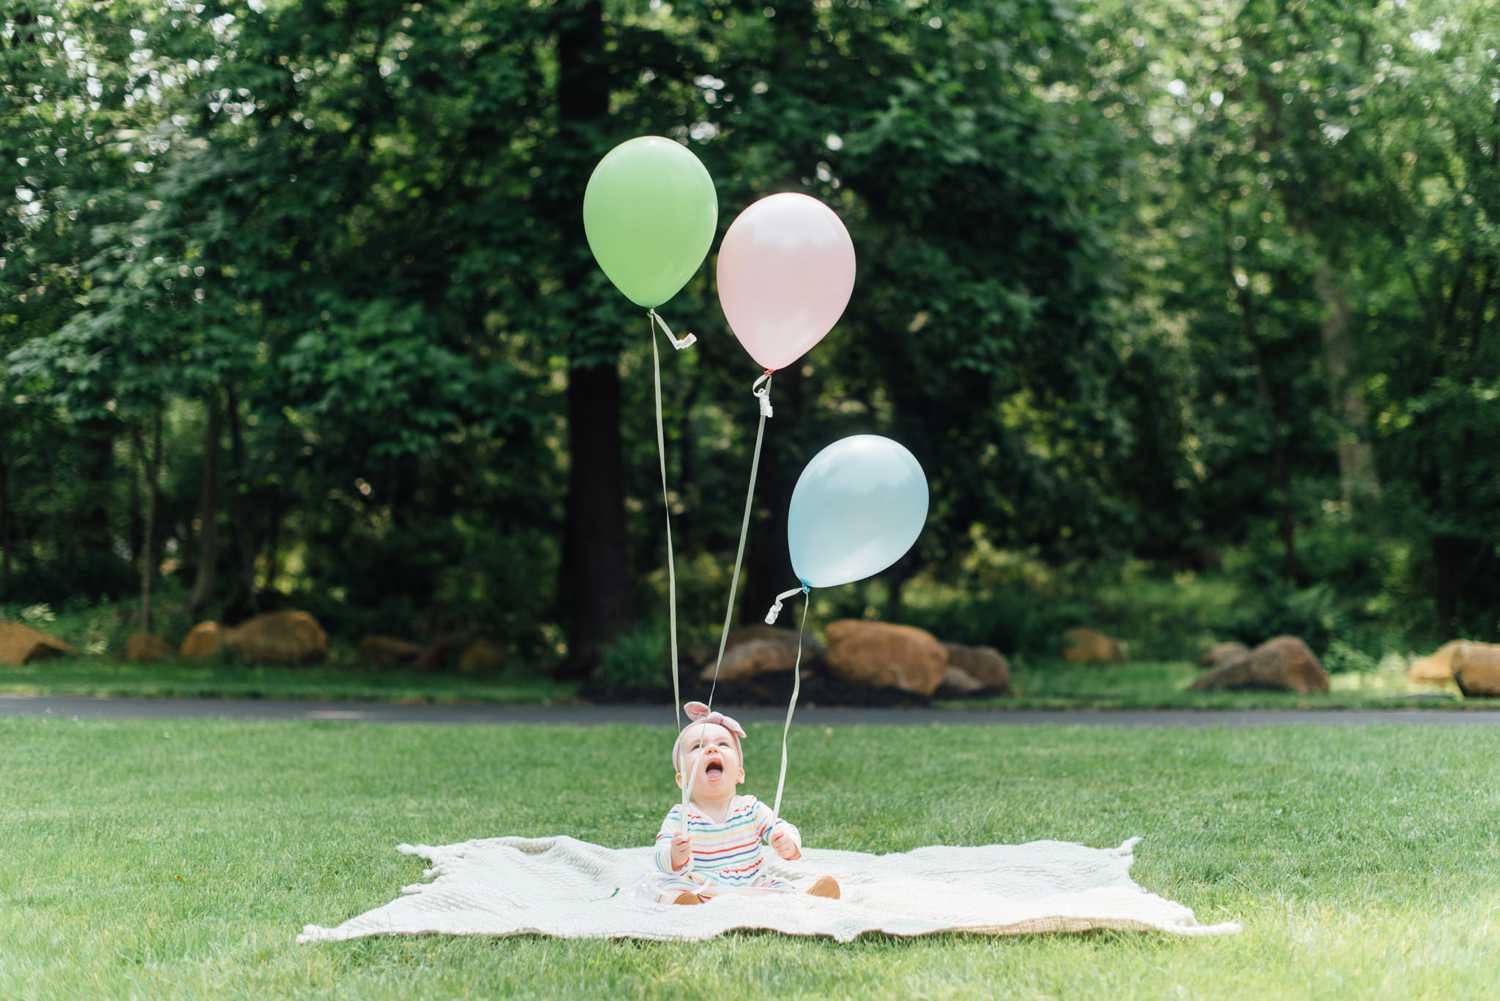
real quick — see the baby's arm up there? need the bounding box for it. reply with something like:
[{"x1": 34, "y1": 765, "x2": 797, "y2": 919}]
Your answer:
[
  {"x1": 654, "y1": 805, "x2": 692, "y2": 873},
  {"x1": 752, "y1": 799, "x2": 803, "y2": 860}
]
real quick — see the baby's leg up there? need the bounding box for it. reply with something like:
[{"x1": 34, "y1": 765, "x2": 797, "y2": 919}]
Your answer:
[
  {"x1": 655, "y1": 873, "x2": 713, "y2": 905},
  {"x1": 747, "y1": 873, "x2": 840, "y2": 899}
]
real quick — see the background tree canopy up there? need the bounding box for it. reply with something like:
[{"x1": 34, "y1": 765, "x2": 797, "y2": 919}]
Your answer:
[{"x1": 3, "y1": 0, "x2": 1497, "y2": 673}]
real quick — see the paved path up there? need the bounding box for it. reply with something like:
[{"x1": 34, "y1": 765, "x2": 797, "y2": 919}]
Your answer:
[{"x1": 3, "y1": 694, "x2": 1499, "y2": 727}]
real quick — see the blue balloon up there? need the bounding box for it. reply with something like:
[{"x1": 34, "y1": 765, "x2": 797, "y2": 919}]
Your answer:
[{"x1": 787, "y1": 435, "x2": 929, "y2": 589}]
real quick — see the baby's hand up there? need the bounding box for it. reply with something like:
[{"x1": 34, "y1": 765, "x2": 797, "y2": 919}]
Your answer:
[
  {"x1": 771, "y1": 828, "x2": 801, "y2": 861},
  {"x1": 670, "y1": 832, "x2": 692, "y2": 871}
]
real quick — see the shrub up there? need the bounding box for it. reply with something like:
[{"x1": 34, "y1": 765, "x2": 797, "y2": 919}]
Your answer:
[
  {"x1": 902, "y1": 587, "x2": 1087, "y2": 655},
  {"x1": 1322, "y1": 639, "x2": 1381, "y2": 674},
  {"x1": 593, "y1": 621, "x2": 673, "y2": 697},
  {"x1": 1087, "y1": 564, "x2": 1247, "y2": 660}
]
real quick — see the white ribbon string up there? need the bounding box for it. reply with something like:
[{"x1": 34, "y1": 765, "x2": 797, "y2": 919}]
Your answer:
[
  {"x1": 648, "y1": 313, "x2": 685, "y2": 740},
  {"x1": 770, "y1": 588, "x2": 811, "y2": 826},
  {"x1": 686, "y1": 372, "x2": 774, "y2": 836},
  {"x1": 701, "y1": 372, "x2": 773, "y2": 716},
  {"x1": 678, "y1": 716, "x2": 715, "y2": 834}
]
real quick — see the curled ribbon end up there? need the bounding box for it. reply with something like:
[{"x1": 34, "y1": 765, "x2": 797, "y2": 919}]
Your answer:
[
  {"x1": 649, "y1": 309, "x2": 695, "y2": 350},
  {"x1": 752, "y1": 372, "x2": 775, "y2": 418},
  {"x1": 765, "y1": 584, "x2": 805, "y2": 625}
]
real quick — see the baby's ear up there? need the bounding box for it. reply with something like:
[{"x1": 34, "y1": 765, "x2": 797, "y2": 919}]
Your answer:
[
  {"x1": 736, "y1": 766, "x2": 746, "y2": 784},
  {"x1": 675, "y1": 771, "x2": 685, "y2": 790}
]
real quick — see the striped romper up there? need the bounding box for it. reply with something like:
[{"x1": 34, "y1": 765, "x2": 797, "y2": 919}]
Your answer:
[{"x1": 653, "y1": 795, "x2": 801, "y2": 897}]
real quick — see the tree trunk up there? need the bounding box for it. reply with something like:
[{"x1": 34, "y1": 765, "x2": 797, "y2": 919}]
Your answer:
[
  {"x1": 0, "y1": 448, "x2": 10, "y2": 594},
  {"x1": 127, "y1": 439, "x2": 142, "y2": 564},
  {"x1": 1274, "y1": 425, "x2": 1297, "y2": 582},
  {"x1": 1313, "y1": 261, "x2": 1381, "y2": 506},
  {"x1": 882, "y1": 549, "x2": 920, "y2": 622},
  {"x1": 1429, "y1": 533, "x2": 1490, "y2": 638},
  {"x1": 675, "y1": 361, "x2": 705, "y2": 555},
  {"x1": 1221, "y1": 200, "x2": 1298, "y2": 581},
  {"x1": 133, "y1": 411, "x2": 164, "y2": 634},
  {"x1": 225, "y1": 384, "x2": 259, "y2": 610},
  {"x1": 1248, "y1": 339, "x2": 1298, "y2": 583},
  {"x1": 264, "y1": 501, "x2": 283, "y2": 593},
  {"x1": 1239, "y1": 23, "x2": 1381, "y2": 515},
  {"x1": 78, "y1": 416, "x2": 122, "y2": 595},
  {"x1": 560, "y1": 361, "x2": 634, "y2": 675},
  {"x1": 187, "y1": 391, "x2": 222, "y2": 617},
  {"x1": 555, "y1": 0, "x2": 630, "y2": 677}
]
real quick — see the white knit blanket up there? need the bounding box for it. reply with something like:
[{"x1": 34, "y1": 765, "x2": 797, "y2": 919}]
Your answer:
[{"x1": 298, "y1": 835, "x2": 1240, "y2": 943}]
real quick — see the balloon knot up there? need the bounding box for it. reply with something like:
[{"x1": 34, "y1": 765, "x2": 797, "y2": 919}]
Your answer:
[{"x1": 752, "y1": 371, "x2": 774, "y2": 418}]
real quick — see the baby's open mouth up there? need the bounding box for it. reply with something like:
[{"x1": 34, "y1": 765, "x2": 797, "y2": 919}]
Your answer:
[{"x1": 705, "y1": 761, "x2": 724, "y2": 778}]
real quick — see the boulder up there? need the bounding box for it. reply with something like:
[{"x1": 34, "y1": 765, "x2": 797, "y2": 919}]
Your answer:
[
  {"x1": 410, "y1": 635, "x2": 458, "y2": 672},
  {"x1": 1453, "y1": 642, "x2": 1500, "y2": 698},
  {"x1": 0, "y1": 623, "x2": 77, "y2": 666},
  {"x1": 937, "y1": 665, "x2": 986, "y2": 696},
  {"x1": 458, "y1": 639, "x2": 507, "y2": 674},
  {"x1": 1190, "y1": 635, "x2": 1329, "y2": 694},
  {"x1": 1407, "y1": 640, "x2": 1467, "y2": 684},
  {"x1": 1062, "y1": 627, "x2": 1126, "y2": 664},
  {"x1": 1199, "y1": 642, "x2": 1251, "y2": 670},
  {"x1": 223, "y1": 610, "x2": 328, "y2": 665},
  {"x1": 824, "y1": 620, "x2": 949, "y2": 697},
  {"x1": 699, "y1": 625, "x2": 824, "y2": 684},
  {"x1": 126, "y1": 633, "x2": 174, "y2": 663},
  {"x1": 944, "y1": 643, "x2": 1011, "y2": 693},
  {"x1": 179, "y1": 622, "x2": 224, "y2": 660},
  {"x1": 358, "y1": 635, "x2": 423, "y2": 668}
]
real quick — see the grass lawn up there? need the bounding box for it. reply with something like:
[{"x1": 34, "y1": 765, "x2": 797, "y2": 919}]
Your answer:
[
  {"x1": 3, "y1": 718, "x2": 1498, "y2": 999},
  {"x1": 0, "y1": 657, "x2": 576, "y2": 704}
]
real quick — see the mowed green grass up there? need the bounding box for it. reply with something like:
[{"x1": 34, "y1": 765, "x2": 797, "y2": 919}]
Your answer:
[
  {"x1": 3, "y1": 719, "x2": 1498, "y2": 1000},
  {"x1": 0, "y1": 657, "x2": 576, "y2": 704}
]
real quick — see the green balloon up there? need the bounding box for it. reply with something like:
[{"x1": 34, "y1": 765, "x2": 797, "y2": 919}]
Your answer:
[{"x1": 583, "y1": 136, "x2": 718, "y2": 309}]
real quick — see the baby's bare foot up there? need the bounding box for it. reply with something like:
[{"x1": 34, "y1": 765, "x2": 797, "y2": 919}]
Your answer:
[
  {"x1": 673, "y1": 891, "x2": 708, "y2": 905},
  {"x1": 806, "y1": 875, "x2": 841, "y2": 900}
]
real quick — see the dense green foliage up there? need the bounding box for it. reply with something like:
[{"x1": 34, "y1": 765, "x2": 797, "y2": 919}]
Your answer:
[
  {"x1": 5, "y1": 717, "x2": 1500, "y2": 998},
  {"x1": 3, "y1": 0, "x2": 1497, "y2": 673}
]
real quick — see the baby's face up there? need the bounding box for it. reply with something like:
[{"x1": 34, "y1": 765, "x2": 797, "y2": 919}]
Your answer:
[{"x1": 676, "y1": 722, "x2": 745, "y2": 797}]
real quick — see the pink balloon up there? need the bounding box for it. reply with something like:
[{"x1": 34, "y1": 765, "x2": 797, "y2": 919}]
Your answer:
[{"x1": 716, "y1": 193, "x2": 856, "y2": 372}]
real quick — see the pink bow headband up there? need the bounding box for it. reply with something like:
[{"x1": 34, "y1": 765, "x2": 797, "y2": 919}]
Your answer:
[{"x1": 671, "y1": 701, "x2": 746, "y2": 771}]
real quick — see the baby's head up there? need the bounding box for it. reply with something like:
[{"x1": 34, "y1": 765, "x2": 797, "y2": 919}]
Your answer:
[{"x1": 672, "y1": 702, "x2": 747, "y2": 797}]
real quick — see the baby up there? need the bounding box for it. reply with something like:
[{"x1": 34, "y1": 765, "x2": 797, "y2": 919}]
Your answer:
[{"x1": 654, "y1": 701, "x2": 840, "y2": 905}]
